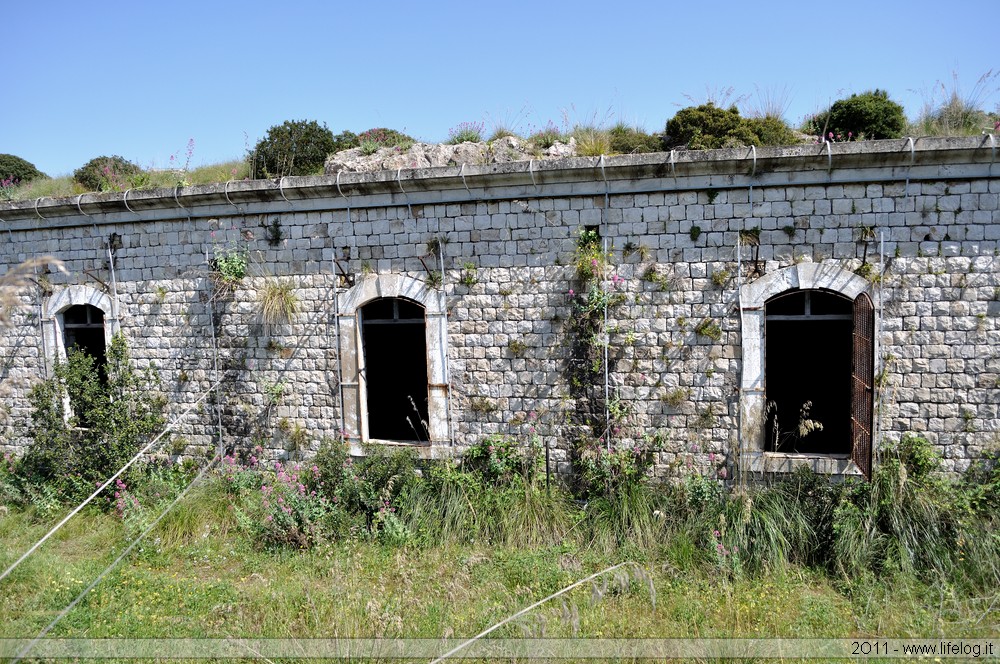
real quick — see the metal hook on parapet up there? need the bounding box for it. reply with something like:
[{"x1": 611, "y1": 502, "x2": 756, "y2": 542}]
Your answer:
[
  {"x1": 459, "y1": 163, "x2": 471, "y2": 194},
  {"x1": 528, "y1": 159, "x2": 538, "y2": 188},
  {"x1": 669, "y1": 149, "x2": 676, "y2": 176},
  {"x1": 396, "y1": 168, "x2": 413, "y2": 219},
  {"x1": 823, "y1": 140, "x2": 832, "y2": 171},
  {"x1": 172, "y1": 185, "x2": 192, "y2": 223},
  {"x1": 75, "y1": 194, "x2": 92, "y2": 218},
  {"x1": 224, "y1": 180, "x2": 240, "y2": 212},
  {"x1": 336, "y1": 171, "x2": 352, "y2": 223},
  {"x1": 598, "y1": 154, "x2": 610, "y2": 208},
  {"x1": 122, "y1": 189, "x2": 136, "y2": 213},
  {"x1": 902, "y1": 137, "x2": 916, "y2": 199},
  {"x1": 278, "y1": 176, "x2": 290, "y2": 203},
  {"x1": 987, "y1": 133, "x2": 996, "y2": 163},
  {"x1": 749, "y1": 144, "x2": 757, "y2": 178},
  {"x1": 33, "y1": 198, "x2": 47, "y2": 220}
]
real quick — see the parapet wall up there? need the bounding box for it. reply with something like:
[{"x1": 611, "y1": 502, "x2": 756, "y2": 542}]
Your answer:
[{"x1": 1, "y1": 136, "x2": 998, "y2": 478}]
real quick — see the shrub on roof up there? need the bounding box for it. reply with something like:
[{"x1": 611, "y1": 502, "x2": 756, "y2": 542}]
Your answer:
[
  {"x1": 72, "y1": 155, "x2": 142, "y2": 192},
  {"x1": 248, "y1": 119, "x2": 337, "y2": 179},
  {"x1": 0, "y1": 154, "x2": 46, "y2": 185},
  {"x1": 608, "y1": 124, "x2": 663, "y2": 154},
  {"x1": 804, "y1": 90, "x2": 907, "y2": 140},
  {"x1": 356, "y1": 128, "x2": 416, "y2": 154},
  {"x1": 665, "y1": 103, "x2": 798, "y2": 150}
]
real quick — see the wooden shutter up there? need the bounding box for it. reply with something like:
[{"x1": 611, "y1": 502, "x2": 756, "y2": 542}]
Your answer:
[{"x1": 851, "y1": 294, "x2": 875, "y2": 479}]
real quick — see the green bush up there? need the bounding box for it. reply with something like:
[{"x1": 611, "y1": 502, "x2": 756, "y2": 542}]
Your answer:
[
  {"x1": 312, "y1": 438, "x2": 419, "y2": 534},
  {"x1": 19, "y1": 334, "x2": 166, "y2": 503},
  {"x1": 805, "y1": 90, "x2": 907, "y2": 140},
  {"x1": 248, "y1": 119, "x2": 336, "y2": 178},
  {"x1": 462, "y1": 435, "x2": 539, "y2": 486},
  {"x1": 0, "y1": 154, "x2": 45, "y2": 184},
  {"x1": 665, "y1": 103, "x2": 797, "y2": 149},
  {"x1": 608, "y1": 124, "x2": 663, "y2": 154},
  {"x1": 73, "y1": 155, "x2": 143, "y2": 192},
  {"x1": 744, "y1": 116, "x2": 799, "y2": 146}
]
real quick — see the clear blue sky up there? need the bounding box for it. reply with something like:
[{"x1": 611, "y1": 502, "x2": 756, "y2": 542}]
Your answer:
[{"x1": 5, "y1": 0, "x2": 997, "y2": 177}]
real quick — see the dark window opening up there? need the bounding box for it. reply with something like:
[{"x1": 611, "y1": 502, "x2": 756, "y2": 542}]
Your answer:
[
  {"x1": 63, "y1": 305, "x2": 107, "y2": 376},
  {"x1": 360, "y1": 298, "x2": 429, "y2": 442},
  {"x1": 764, "y1": 290, "x2": 853, "y2": 455}
]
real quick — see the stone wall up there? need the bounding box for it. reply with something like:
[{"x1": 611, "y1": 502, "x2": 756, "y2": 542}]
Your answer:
[{"x1": 1, "y1": 137, "x2": 998, "y2": 478}]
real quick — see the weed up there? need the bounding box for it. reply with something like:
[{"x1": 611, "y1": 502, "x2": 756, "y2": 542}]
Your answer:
[
  {"x1": 662, "y1": 387, "x2": 689, "y2": 408},
  {"x1": 264, "y1": 217, "x2": 284, "y2": 246},
  {"x1": 573, "y1": 126, "x2": 612, "y2": 156},
  {"x1": 528, "y1": 121, "x2": 565, "y2": 149},
  {"x1": 448, "y1": 121, "x2": 485, "y2": 144},
  {"x1": 257, "y1": 277, "x2": 300, "y2": 326},
  {"x1": 694, "y1": 319, "x2": 722, "y2": 341},
  {"x1": 507, "y1": 339, "x2": 528, "y2": 357},
  {"x1": 689, "y1": 225, "x2": 702, "y2": 242},
  {"x1": 711, "y1": 268, "x2": 731, "y2": 288},
  {"x1": 460, "y1": 261, "x2": 478, "y2": 287},
  {"x1": 469, "y1": 396, "x2": 497, "y2": 414}
]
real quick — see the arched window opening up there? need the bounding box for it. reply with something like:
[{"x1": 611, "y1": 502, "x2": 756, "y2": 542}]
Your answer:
[
  {"x1": 360, "y1": 297, "x2": 430, "y2": 442},
  {"x1": 62, "y1": 304, "x2": 107, "y2": 376},
  {"x1": 764, "y1": 289, "x2": 853, "y2": 455}
]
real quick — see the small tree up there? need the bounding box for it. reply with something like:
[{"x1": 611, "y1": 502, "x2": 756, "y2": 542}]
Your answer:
[
  {"x1": 806, "y1": 90, "x2": 907, "y2": 140},
  {"x1": 248, "y1": 119, "x2": 336, "y2": 178},
  {"x1": 21, "y1": 334, "x2": 166, "y2": 501}
]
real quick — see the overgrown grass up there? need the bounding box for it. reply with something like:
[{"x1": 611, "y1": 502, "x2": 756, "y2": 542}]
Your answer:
[
  {"x1": 2, "y1": 486, "x2": 998, "y2": 644},
  {"x1": 4, "y1": 434, "x2": 1000, "y2": 648}
]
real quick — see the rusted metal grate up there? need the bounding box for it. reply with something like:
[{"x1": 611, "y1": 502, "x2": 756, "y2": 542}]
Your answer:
[{"x1": 851, "y1": 294, "x2": 875, "y2": 479}]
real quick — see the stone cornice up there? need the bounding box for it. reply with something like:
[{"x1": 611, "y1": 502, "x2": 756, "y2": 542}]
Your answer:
[{"x1": 0, "y1": 136, "x2": 995, "y2": 230}]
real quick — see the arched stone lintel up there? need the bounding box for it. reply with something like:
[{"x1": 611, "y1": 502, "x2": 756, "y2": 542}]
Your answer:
[
  {"x1": 741, "y1": 262, "x2": 870, "y2": 309},
  {"x1": 337, "y1": 274, "x2": 450, "y2": 445},
  {"x1": 739, "y1": 263, "x2": 875, "y2": 477},
  {"x1": 42, "y1": 285, "x2": 118, "y2": 371}
]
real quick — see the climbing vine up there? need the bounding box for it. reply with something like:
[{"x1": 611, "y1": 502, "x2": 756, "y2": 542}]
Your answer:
[{"x1": 565, "y1": 229, "x2": 630, "y2": 483}]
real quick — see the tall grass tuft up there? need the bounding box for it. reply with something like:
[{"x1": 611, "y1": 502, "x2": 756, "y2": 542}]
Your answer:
[
  {"x1": 911, "y1": 69, "x2": 1000, "y2": 137},
  {"x1": 572, "y1": 126, "x2": 612, "y2": 157},
  {"x1": 257, "y1": 277, "x2": 300, "y2": 327}
]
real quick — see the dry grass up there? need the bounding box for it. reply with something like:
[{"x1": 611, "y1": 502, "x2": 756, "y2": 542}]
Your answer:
[
  {"x1": 0, "y1": 257, "x2": 66, "y2": 325},
  {"x1": 6, "y1": 160, "x2": 251, "y2": 202},
  {"x1": 257, "y1": 276, "x2": 300, "y2": 327}
]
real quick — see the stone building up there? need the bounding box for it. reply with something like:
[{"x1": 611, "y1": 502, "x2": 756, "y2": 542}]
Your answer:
[{"x1": 1, "y1": 136, "x2": 998, "y2": 480}]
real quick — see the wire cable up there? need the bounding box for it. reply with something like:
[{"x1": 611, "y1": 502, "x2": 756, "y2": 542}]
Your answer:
[{"x1": 11, "y1": 453, "x2": 222, "y2": 663}]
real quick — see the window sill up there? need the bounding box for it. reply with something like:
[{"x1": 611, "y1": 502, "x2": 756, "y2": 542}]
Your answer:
[
  {"x1": 349, "y1": 438, "x2": 439, "y2": 460},
  {"x1": 744, "y1": 451, "x2": 863, "y2": 476}
]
